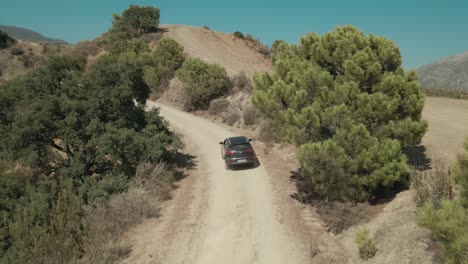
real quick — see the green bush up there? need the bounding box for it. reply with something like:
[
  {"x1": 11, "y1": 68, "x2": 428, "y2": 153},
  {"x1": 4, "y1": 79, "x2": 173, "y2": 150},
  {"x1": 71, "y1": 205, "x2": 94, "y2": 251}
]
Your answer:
[
  {"x1": 97, "y1": 5, "x2": 159, "y2": 54},
  {"x1": 177, "y1": 58, "x2": 230, "y2": 110},
  {"x1": 453, "y1": 140, "x2": 468, "y2": 208},
  {"x1": 418, "y1": 200, "x2": 468, "y2": 264},
  {"x1": 144, "y1": 38, "x2": 185, "y2": 94},
  {"x1": 233, "y1": 31, "x2": 244, "y2": 39},
  {"x1": 355, "y1": 226, "x2": 377, "y2": 260},
  {"x1": 253, "y1": 26, "x2": 427, "y2": 201}
]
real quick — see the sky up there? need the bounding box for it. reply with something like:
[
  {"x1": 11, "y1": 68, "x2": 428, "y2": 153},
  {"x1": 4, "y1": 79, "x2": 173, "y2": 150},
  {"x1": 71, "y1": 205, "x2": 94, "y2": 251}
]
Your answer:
[{"x1": 1, "y1": 0, "x2": 467, "y2": 69}]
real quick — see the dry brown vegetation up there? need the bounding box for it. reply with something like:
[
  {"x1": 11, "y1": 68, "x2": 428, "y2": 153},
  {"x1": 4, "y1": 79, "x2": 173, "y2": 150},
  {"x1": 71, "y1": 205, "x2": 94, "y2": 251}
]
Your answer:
[
  {"x1": 317, "y1": 202, "x2": 371, "y2": 234},
  {"x1": 81, "y1": 163, "x2": 173, "y2": 263}
]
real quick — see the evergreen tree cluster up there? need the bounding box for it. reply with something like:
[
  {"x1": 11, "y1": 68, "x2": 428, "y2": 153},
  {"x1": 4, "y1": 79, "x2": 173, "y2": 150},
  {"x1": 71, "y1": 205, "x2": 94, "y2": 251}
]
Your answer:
[{"x1": 253, "y1": 26, "x2": 427, "y2": 201}]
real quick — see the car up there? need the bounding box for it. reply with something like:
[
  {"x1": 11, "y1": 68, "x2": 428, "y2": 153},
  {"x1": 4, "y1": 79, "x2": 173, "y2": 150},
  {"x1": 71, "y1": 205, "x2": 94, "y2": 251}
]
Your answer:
[{"x1": 219, "y1": 136, "x2": 258, "y2": 169}]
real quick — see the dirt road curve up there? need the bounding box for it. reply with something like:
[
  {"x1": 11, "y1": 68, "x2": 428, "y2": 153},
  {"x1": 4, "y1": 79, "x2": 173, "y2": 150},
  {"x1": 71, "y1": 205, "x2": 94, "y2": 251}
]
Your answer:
[{"x1": 122, "y1": 102, "x2": 311, "y2": 264}]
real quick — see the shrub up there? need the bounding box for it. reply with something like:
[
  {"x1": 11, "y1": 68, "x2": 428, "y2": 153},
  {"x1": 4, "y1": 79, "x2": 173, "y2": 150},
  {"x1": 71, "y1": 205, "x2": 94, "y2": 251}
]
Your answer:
[
  {"x1": 208, "y1": 98, "x2": 230, "y2": 115},
  {"x1": 418, "y1": 200, "x2": 468, "y2": 264},
  {"x1": 411, "y1": 162, "x2": 452, "y2": 206},
  {"x1": 258, "y1": 45, "x2": 271, "y2": 57},
  {"x1": 317, "y1": 202, "x2": 370, "y2": 234},
  {"x1": 233, "y1": 31, "x2": 244, "y2": 39},
  {"x1": 453, "y1": 140, "x2": 468, "y2": 208},
  {"x1": 242, "y1": 105, "x2": 259, "y2": 125},
  {"x1": 355, "y1": 226, "x2": 377, "y2": 260},
  {"x1": 231, "y1": 71, "x2": 252, "y2": 92},
  {"x1": 19, "y1": 53, "x2": 35, "y2": 68},
  {"x1": 253, "y1": 25, "x2": 427, "y2": 202},
  {"x1": 203, "y1": 26, "x2": 211, "y2": 30},
  {"x1": 223, "y1": 111, "x2": 240, "y2": 126},
  {"x1": 72, "y1": 40, "x2": 101, "y2": 57},
  {"x1": 9, "y1": 46, "x2": 24, "y2": 56},
  {"x1": 144, "y1": 38, "x2": 185, "y2": 94},
  {"x1": 177, "y1": 58, "x2": 230, "y2": 110}
]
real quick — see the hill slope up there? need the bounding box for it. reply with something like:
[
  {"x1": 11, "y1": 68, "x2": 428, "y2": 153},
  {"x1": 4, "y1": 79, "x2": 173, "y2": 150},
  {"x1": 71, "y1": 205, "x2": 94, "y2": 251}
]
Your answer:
[
  {"x1": 160, "y1": 24, "x2": 271, "y2": 76},
  {"x1": 0, "y1": 25, "x2": 68, "y2": 44},
  {"x1": 417, "y1": 51, "x2": 468, "y2": 90}
]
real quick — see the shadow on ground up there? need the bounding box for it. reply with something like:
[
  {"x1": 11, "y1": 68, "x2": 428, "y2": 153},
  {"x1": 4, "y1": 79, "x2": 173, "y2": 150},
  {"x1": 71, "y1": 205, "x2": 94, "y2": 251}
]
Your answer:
[
  {"x1": 167, "y1": 151, "x2": 198, "y2": 181},
  {"x1": 402, "y1": 145, "x2": 432, "y2": 171}
]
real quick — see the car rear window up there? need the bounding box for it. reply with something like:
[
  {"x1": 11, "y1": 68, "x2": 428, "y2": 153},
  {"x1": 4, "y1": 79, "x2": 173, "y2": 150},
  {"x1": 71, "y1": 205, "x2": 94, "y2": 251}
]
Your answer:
[{"x1": 230, "y1": 144, "x2": 251, "y2": 151}]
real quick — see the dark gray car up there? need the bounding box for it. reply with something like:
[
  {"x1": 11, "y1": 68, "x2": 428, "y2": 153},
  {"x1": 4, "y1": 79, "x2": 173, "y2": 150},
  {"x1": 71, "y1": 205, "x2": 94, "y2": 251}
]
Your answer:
[{"x1": 219, "y1": 136, "x2": 258, "y2": 169}]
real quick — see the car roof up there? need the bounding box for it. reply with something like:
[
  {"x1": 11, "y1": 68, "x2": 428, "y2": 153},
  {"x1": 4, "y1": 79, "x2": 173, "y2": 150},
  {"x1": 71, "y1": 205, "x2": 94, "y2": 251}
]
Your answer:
[{"x1": 227, "y1": 136, "x2": 249, "y2": 146}]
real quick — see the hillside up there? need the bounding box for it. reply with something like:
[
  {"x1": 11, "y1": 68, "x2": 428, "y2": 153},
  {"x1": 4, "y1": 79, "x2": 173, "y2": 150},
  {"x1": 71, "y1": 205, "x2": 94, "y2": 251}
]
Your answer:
[
  {"x1": 0, "y1": 25, "x2": 68, "y2": 44},
  {"x1": 160, "y1": 24, "x2": 271, "y2": 76},
  {"x1": 417, "y1": 51, "x2": 468, "y2": 90}
]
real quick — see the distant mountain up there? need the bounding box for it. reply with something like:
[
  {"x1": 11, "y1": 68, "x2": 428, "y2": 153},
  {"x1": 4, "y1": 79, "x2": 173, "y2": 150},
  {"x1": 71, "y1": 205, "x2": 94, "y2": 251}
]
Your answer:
[
  {"x1": 417, "y1": 52, "x2": 468, "y2": 91},
  {"x1": 0, "y1": 25, "x2": 68, "y2": 44}
]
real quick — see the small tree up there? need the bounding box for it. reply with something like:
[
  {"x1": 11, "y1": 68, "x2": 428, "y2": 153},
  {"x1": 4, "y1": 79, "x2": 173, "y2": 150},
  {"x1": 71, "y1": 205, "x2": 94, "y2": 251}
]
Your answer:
[
  {"x1": 122, "y1": 5, "x2": 160, "y2": 34},
  {"x1": 253, "y1": 26, "x2": 427, "y2": 201},
  {"x1": 233, "y1": 31, "x2": 244, "y2": 39},
  {"x1": 177, "y1": 58, "x2": 230, "y2": 110},
  {"x1": 144, "y1": 38, "x2": 185, "y2": 93}
]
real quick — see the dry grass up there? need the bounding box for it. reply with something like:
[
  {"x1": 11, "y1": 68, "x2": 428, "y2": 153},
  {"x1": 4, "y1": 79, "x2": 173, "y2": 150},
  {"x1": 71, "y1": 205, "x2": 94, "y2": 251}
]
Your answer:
[
  {"x1": 317, "y1": 202, "x2": 371, "y2": 234},
  {"x1": 242, "y1": 105, "x2": 259, "y2": 126},
  {"x1": 82, "y1": 162, "x2": 173, "y2": 263},
  {"x1": 410, "y1": 160, "x2": 453, "y2": 206},
  {"x1": 230, "y1": 71, "x2": 252, "y2": 94},
  {"x1": 223, "y1": 110, "x2": 240, "y2": 126},
  {"x1": 208, "y1": 98, "x2": 230, "y2": 115}
]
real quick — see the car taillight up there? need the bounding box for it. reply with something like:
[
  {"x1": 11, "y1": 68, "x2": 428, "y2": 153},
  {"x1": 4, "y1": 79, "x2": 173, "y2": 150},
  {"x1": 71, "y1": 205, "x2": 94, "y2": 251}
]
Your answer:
[
  {"x1": 247, "y1": 149, "x2": 254, "y2": 154},
  {"x1": 226, "y1": 151, "x2": 234, "y2": 156}
]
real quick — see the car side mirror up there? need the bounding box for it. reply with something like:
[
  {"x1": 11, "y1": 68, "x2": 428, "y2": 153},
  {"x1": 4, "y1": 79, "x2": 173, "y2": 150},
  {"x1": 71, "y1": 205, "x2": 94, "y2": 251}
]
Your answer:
[
  {"x1": 248, "y1": 138, "x2": 253, "y2": 142},
  {"x1": 219, "y1": 142, "x2": 224, "y2": 145}
]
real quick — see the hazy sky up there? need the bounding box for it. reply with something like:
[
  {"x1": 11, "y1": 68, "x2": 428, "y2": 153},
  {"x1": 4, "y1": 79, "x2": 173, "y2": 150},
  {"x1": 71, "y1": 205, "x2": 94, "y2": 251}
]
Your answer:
[{"x1": 1, "y1": 0, "x2": 467, "y2": 69}]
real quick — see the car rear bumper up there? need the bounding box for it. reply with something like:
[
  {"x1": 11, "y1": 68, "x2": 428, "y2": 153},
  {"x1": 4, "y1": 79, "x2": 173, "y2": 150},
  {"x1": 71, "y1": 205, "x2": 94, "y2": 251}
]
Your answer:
[{"x1": 226, "y1": 157, "x2": 256, "y2": 166}]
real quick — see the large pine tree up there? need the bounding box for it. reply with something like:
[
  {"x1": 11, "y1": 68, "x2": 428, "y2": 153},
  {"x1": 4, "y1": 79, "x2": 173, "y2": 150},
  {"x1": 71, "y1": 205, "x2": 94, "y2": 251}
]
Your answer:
[{"x1": 253, "y1": 26, "x2": 427, "y2": 201}]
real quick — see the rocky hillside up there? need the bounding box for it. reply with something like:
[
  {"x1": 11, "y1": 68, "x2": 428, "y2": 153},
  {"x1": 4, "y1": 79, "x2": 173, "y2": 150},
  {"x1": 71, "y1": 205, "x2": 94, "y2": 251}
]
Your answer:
[{"x1": 417, "y1": 51, "x2": 468, "y2": 90}]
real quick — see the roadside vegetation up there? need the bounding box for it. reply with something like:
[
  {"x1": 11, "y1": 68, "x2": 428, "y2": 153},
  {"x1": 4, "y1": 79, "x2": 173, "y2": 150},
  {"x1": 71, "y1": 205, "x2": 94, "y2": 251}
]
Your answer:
[
  {"x1": 177, "y1": 58, "x2": 231, "y2": 110},
  {"x1": 253, "y1": 25, "x2": 427, "y2": 202},
  {"x1": 0, "y1": 5, "x2": 191, "y2": 263},
  {"x1": 416, "y1": 140, "x2": 468, "y2": 264}
]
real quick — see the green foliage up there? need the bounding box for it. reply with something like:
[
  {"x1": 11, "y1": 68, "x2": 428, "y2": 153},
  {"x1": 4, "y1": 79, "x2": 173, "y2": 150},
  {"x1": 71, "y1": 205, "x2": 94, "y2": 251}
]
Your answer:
[
  {"x1": 98, "y1": 5, "x2": 159, "y2": 54},
  {"x1": 0, "y1": 31, "x2": 15, "y2": 49},
  {"x1": 253, "y1": 25, "x2": 427, "y2": 201},
  {"x1": 355, "y1": 226, "x2": 378, "y2": 260},
  {"x1": 233, "y1": 31, "x2": 245, "y2": 39},
  {"x1": 122, "y1": 5, "x2": 160, "y2": 34},
  {"x1": 143, "y1": 38, "x2": 185, "y2": 93},
  {"x1": 453, "y1": 140, "x2": 468, "y2": 208},
  {"x1": 3, "y1": 178, "x2": 83, "y2": 263},
  {"x1": 177, "y1": 58, "x2": 231, "y2": 110},
  {"x1": 0, "y1": 172, "x2": 26, "y2": 257},
  {"x1": 418, "y1": 200, "x2": 468, "y2": 264}
]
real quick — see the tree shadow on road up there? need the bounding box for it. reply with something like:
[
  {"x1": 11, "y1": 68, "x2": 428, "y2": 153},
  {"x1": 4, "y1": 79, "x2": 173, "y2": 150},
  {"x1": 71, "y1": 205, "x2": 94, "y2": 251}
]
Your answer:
[{"x1": 166, "y1": 151, "x2": 198, "y2": 181}]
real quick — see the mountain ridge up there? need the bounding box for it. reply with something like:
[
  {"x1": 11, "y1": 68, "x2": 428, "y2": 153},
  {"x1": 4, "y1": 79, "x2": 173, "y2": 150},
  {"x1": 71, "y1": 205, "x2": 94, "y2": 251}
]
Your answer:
[{"x1": 0, "y1": 24, "x2": 68, "y2": 44}]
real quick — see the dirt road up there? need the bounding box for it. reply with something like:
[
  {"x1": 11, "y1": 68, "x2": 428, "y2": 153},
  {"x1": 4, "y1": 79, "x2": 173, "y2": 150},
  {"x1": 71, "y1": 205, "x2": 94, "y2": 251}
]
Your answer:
[{"x1": 122, "y1": 102, "x2": 312, "y2": 264}]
